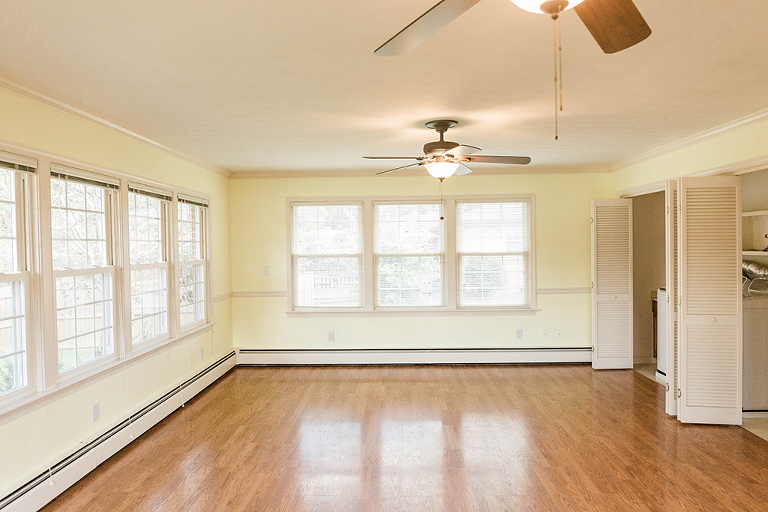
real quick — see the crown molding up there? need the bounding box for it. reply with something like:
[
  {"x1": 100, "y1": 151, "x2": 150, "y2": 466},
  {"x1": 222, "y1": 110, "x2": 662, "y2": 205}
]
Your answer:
[
  {"x1": 613, "y1": 106, "x2": 768, "y2": 171},
  {"x1": 229, "y1": 164, "x2": 611, "y2": 179},
  {"x1": 0, "y1": 77, "x2": 232, "y2": 178}
]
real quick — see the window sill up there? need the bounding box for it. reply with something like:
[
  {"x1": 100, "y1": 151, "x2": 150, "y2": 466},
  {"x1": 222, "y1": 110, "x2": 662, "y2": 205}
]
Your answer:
[
  {"x1": 0, "y1": 322, "x2": 215, "y2": 426},
  {"x1": 286, "y1": 308, "x2": 540, "y2": 318}
]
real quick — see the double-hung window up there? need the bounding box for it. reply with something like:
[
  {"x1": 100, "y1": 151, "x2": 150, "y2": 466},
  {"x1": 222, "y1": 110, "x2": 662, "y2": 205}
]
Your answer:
[
  {"x1": 375, "y1": 202, "x2": 445, "y2": 308},
  {"x1": 128, "y1": 185, "x2": 171, "y2": 346},
  {"x1": 50, "y1": 167, "x2": 118, "y2": 373},
  {"x1": 291, "y1": 203, "x2": 363, "y2": 308},
  {"x1": 0, "y1": 153, "x2": 35, "y2": 397},
  {"x1": 178, "y1": 196, "x2": 208, "y2": 328},
  {"x1": 456, "y1": 200, "x2": 533, "y2": 308}
]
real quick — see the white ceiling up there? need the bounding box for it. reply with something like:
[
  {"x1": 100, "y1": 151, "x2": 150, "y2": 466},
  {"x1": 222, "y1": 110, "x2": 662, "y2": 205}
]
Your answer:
[{"x1": 0, "y1": 0, "x2": 767, "y2": 174}]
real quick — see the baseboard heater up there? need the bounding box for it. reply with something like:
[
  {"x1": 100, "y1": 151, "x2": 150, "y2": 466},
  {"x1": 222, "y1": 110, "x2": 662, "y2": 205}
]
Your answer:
[
  {"x1": 0, "y1": 351, "x2": 236, "y2": 512},
  {"x1": 237, "y1": 347, "x2": 593, "y2": 366}
]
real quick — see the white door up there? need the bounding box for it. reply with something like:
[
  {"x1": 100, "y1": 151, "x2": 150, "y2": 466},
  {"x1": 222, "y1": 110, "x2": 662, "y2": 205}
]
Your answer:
[
  {"x1": 678, "y1": 176, "x2": 742, "y2": 425},
  {"x1": 591, "y1": 199, "x2": 633, "y2": 369},
  {"x1": 665, "y1": 180, "x2": 679, "y2": 416}
]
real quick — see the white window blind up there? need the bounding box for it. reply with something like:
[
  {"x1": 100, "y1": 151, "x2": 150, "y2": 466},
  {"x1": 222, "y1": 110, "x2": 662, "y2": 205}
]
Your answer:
[
  {"x1": 178, "y1": 202, "x2": 207, "y2": 328},
  {"x1": 292, "y1": 203, "x2": 363, "y2": 308},
  {"x1": 374, "y1": 203, "x2": 445, "y2": 307},
  {"x1": 0, "y1": 167, "x2": 30, "y2": 396},
  {"x1": 129, "y1": 191, "x2": 169, "y2": 345},
  {"x1": 51, "y1": 176, "x2": 115, "y2": 373},
  {"x1": 457, "y1": 200, "x2": 532, "y2": 308}
]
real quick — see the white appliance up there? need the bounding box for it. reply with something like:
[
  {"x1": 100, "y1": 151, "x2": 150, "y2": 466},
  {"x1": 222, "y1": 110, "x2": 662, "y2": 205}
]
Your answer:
[{"x1": 656, "y1": 288, "x2": 667, "y2": 378}]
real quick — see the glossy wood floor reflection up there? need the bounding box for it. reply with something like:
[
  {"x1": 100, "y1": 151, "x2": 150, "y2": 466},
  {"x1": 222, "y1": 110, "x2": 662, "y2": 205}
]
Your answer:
[{"x1": 43, "y1": 366, "x2": 768, "y2": 512}]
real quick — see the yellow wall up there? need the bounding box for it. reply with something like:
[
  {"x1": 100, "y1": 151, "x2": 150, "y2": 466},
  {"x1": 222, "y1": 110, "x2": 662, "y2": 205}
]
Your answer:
[
  {"x1": 0, "y1": 87, "x2": 233, "y2": 495},
  {"x1": 230, "y1": 173, "x2": 615, "y2": 350}
]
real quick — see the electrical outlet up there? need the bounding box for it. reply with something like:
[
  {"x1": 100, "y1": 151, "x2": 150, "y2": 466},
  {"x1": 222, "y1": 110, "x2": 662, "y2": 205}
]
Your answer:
[
  {"x1": 92, "y1": 403, "x2": 100, "y2": 423},
  {"x1": 541, "y1": 329, "x2": 548, "y2": 339},
  {"x1": 515, "y1": 329, "x2": 523, "y2": 340},
  {"x1": 556, "y1": 329, "x2": 563, "y2": 339},
  {"x1": 200, "y1": 348, "x2": 204, "y2": 360},
  {"x1": 327, "y1": 330, "x2": 335, "y2": 342},
  {"x1": 263, "y1": 265, "x2": 270, "y2": 275}
]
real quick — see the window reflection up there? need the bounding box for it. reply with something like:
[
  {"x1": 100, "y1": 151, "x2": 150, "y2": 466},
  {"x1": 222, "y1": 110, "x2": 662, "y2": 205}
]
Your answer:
[
  {"x1": 299, "y1": 419, "x2": 362, "y2": 499},
  {"x1": 460, "y1": 414, "x2": 531, "y2": 494}
]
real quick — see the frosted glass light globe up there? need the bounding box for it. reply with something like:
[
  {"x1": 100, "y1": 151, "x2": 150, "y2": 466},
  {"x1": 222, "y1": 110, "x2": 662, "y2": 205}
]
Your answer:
[
  {"x1": 424, "y1": 160, "x2": 459, "y2": 179},
  {"x1": 510, "y1": 0, "x2": 586, "y2": 14}
]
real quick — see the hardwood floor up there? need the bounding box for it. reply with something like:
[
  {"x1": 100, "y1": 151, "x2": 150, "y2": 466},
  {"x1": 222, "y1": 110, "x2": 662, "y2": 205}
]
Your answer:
[{"x1": 42, "y1": 365, "x2": 768, "y2": 512}]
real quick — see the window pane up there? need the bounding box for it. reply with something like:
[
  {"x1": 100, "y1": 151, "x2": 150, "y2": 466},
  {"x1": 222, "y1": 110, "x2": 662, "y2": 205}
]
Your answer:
[
  {"x1": 459, "y1": 254, "x2": 530, "y2": 307},
  {"x1": 178, "y1": 203, "x2": 202, "y2": 262},
  {"x1": 0, "y1": 169, "x2": 19, "y2": 274},
  {"x1": 374, "y1": 203, "x2": 445, "y2": 308},
  {"x1": 294, "y1": 257, "x2": 362, "y2": 308},
  {"x1": 377, "y1": 256, "x2": 444, "y2": 307},
  {"x1": 0, "y1": 281, "x2": 25, "y2": 395},
  {"x1": 51, "y1": 178, "x2": 108, "y2": 271},
  {"x1": 131, "y1": 267, "x2": 168, "y2": 344},
  {"x1": 179, "y1": 263, "x2": 205, "y2": 327},
  {"x1": 375, "y1": 204, "x2": 443, "y2": 254},
  {"x1": 294, "y1": 204, "x2": 362, "y2": 255},
  {"x1": 457, "y1": 202, "x2": 529, "y2": 253},
  {"x1": 56, "y1": 273, "x2": 114, "y2": 373}
]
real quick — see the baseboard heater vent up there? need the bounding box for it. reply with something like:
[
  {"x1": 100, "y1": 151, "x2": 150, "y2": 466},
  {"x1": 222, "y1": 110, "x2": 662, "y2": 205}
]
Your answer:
[
  {"x1": 0, "y1": 351, "x2": 236, "y2": 511},
  {"x1": 237, "y1": 347, "x2": 593, "y2": 366}
]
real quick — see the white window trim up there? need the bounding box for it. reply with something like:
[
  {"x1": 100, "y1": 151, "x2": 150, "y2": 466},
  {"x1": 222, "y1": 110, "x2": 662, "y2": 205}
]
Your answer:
[
  {"x1": 123, "y1": 188, "x2": 173, "y2": 353},
  {"x1": 286, "y1": 195, "x2": 537, "y2": 316},
  {"x1": 176, "y1": 199, "x2": 211, "y2": 333},
  {"x1": 0, "y1": 139, "x2": 215, "y2": 415},
  {"x1": 0, "y1": 168, "x2": 37, "y2": 404}
]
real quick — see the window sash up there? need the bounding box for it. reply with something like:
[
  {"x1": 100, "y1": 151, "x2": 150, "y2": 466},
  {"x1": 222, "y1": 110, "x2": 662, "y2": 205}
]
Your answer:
[
  {"x1": 456, "y1": 200, "x2": 533, "y2": 308},
  {"x1": 374, "y1": 202, "x2": 446, "y2": 308}
]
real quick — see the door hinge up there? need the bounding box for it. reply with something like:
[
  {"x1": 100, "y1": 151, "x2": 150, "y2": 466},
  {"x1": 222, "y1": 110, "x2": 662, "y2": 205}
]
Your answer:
[
  {"x1": 591, "y1": 346, "x2": 594, "y2": 352},
  {"x1": 677, "y1": 388, "x2": 682, "y2": 398},
  {"x1": 666, "y1": 295, "x2": 670, "y2": 304},
  {"x1": 666, "y1": 383, "x2": 670, "y2": 392},
  {"x1": 666, "y1": 205, "x2": 670, "y2": 215}
]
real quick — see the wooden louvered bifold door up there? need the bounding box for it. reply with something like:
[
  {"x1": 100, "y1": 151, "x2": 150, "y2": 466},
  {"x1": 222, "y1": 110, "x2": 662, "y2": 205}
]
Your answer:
[
  {"x1": 591, "y1": 199, "x2": 633, "y2": 369},
  {"x1": 678, "y1": 176, "x2": 742, "y2": 425},
  {"x1": 665, "y1": 180, "x2": 679, "y2": 416}
]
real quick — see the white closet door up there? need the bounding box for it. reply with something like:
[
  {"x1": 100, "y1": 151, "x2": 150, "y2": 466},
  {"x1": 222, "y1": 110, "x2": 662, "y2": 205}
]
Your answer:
[
  {"x1": 665, "y1": 180, "x2": 679, "y2": 416},
  {"x1": 678, "y1": 176, "x2": 742, "y2": 425},
  {"x1": 591, "y1": 199, "x2": 633, "y2": 369}
]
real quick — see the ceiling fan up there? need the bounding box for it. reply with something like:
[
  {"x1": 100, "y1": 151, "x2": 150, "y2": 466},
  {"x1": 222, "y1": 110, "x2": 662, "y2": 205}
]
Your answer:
[
  {"x1": 374, "y1": 0, "x2": 652, "y2": 56},
  {"x1": 365, "y1": 120, "x2": 531, "y2": 179}
]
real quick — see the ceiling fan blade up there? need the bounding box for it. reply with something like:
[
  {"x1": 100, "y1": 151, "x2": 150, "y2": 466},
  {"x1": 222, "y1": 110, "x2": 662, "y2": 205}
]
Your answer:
[
  {"x1": 463, "y1": 155, "x2": 531, "y2": 165},
  {"x1": 374, "y1": 0, "x2": 483, "y2": 56},
  {"x1": 364, "y1": 156, "x2": 422, "y2": 160},
  {"x1": 574, "y1": 0, "x2": 651, "y2": 54},
  {"x1": 376, "y1": 162, "x2": 422, "y2": 175},
  {"x1": 455, "y1": 163, "x2": 474, "y2": 176},
  {"x1": 443, "y1": 144, "x2": 481, "y2": 158}
]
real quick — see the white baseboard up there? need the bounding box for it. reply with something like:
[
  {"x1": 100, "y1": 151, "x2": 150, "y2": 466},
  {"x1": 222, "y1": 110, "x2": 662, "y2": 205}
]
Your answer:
[
  {"x1": 633, "y1": 356, "x2": 657, "y2": 365},
  {"x1": 237, "y1": 348, "x2": 592, "y2": 366},
  {"x1": 743, "y1": 411, "x2": 768, "y2": 419},
  {"x1": 2, "y1": 351, "x2": 236, "y2": 512}
]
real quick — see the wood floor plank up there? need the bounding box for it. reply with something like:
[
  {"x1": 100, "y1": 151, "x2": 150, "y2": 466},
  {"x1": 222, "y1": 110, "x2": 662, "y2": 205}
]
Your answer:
[{"x1": 41, "y1": 365, "x2": 768, "y2": 512}]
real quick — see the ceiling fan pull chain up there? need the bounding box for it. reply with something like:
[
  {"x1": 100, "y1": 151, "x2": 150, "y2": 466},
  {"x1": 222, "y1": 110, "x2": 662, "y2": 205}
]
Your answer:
[
  {"x1": 553, "y1": 15, "x2": 559, "y2": 140},
  {"x1": 559, "y1": 14, "x2": 563, "y2": 112},
  {"x1": 439, "y1": 179, "x2": 445, "y2": 220}
]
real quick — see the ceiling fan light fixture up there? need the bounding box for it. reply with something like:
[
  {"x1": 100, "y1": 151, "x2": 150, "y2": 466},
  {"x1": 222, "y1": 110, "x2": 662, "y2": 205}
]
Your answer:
[
  {"x1": 509, "y1": 0, "x2": 586, "y2": 14},
  {"x1": 424, "y1": 159, "x2": 459, "y2": 179}
]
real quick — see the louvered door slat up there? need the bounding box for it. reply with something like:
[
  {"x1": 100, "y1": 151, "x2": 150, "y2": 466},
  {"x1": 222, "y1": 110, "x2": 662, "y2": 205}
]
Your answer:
[
  {"x1": 665, "y1": 180, "x2": 678, "y2": 416},
  {"x1": 679, "y1": 177, "x2": 742, "y2": 425},
  {"x1": 592, "y1": 199, "x2": 633, "y2": 369}
]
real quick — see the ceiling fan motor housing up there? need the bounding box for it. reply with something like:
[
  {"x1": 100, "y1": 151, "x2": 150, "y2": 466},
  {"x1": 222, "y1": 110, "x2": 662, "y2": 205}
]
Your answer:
[{"x1": 423, "y1": 140, "x2": 459, "y2": 156}]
